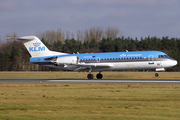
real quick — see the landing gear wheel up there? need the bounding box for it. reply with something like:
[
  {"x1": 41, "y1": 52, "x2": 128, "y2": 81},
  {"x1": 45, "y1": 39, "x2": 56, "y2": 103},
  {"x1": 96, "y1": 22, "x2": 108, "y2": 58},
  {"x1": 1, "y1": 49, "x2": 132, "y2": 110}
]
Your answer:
[
  {"x1": 155, "y1": 73, "x2": 159, "y2": 77},
  {"x1": 96, "y1": 73, "x2": 103, "y2": 79},
  {"x1": 87, "y1": 74, "x2": 94, "y2": 79}
]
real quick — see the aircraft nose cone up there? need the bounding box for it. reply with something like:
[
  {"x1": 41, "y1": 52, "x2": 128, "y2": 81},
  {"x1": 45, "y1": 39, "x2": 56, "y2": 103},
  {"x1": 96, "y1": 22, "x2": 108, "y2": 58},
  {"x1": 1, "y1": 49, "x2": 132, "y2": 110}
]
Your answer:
[
  {"x1": 174, "y1": 60, "x2": 178, "y2": 66},
  {"x1": 171, "y1": 60, "x2": 178, "y2": 67}
]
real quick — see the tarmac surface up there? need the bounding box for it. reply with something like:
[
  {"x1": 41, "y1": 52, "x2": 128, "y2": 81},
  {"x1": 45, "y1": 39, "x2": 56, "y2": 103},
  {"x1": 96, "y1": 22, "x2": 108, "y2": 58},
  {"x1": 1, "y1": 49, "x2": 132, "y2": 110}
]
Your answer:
[{"x1": 0, "y1": 78, "x2": 180, "y2": 84}]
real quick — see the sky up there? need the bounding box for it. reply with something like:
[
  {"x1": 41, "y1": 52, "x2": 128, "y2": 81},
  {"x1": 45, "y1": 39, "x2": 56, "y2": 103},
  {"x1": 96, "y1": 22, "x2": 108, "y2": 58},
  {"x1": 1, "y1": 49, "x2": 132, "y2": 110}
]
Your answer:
[{"x1": 0, "y1": 0, "x2": 180, "y2": 40}]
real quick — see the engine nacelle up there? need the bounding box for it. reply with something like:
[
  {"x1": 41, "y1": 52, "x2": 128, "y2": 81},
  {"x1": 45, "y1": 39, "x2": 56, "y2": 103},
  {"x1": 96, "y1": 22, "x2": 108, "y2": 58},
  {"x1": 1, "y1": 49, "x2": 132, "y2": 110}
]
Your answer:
[{"x1": 51, "y1": 56, "x2": 79, "y2": 66}]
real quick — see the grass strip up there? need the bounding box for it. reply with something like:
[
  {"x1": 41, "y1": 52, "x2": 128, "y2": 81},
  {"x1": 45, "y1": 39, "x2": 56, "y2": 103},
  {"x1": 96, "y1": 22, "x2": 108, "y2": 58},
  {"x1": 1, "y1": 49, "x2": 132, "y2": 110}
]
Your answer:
[{"x1": 0, "y1": 84, "x2": 180, "y2": 120}]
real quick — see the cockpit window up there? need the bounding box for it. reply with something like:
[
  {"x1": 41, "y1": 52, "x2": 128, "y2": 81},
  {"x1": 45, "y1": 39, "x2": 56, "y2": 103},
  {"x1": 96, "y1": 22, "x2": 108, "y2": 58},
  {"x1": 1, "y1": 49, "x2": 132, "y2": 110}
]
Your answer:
[{"x1": 158, "y1": 55, "x2": 170, "y2": 58}]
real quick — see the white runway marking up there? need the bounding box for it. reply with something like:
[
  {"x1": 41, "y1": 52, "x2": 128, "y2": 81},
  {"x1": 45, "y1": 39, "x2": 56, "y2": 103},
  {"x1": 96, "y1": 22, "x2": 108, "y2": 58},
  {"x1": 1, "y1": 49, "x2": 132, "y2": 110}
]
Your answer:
[{"x1": 49, "y1": 80, "x2": 180, "y2": 84}]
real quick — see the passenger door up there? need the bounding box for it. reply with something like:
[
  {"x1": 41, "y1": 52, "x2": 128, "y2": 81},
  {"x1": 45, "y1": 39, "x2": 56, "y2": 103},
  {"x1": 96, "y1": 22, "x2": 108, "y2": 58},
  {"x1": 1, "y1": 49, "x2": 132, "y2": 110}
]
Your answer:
[{"x1": 148, "y1": 55, "x2": 154, "y2": 64}]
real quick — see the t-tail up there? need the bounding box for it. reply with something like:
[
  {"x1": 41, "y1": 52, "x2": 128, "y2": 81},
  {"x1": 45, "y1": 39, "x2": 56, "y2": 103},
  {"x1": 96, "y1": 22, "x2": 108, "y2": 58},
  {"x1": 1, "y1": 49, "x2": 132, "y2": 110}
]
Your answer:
[{"x1": 18, "y1": 36, "x2": 67, "y2": 57}]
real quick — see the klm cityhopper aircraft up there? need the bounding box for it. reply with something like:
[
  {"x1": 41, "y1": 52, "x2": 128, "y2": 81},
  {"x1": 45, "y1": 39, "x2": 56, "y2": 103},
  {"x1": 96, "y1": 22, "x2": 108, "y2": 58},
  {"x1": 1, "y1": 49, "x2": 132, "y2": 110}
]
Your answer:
[{"x1": 18, "y1": 36, "x2": 177, "y2": 79}]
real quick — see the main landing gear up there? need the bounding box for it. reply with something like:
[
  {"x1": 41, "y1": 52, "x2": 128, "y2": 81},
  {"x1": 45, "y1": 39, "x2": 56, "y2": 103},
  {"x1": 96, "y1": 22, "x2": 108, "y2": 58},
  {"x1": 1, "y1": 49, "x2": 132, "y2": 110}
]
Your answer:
[
  {"x1": 87, "y1": 74, "x2": 94, "y2": 79},
  {"x1": 87, "y1": 72, "x2": 103, "y2": 79},
  {"x1": 96, "y1": 72, "x2": 103, "y2": 79}
]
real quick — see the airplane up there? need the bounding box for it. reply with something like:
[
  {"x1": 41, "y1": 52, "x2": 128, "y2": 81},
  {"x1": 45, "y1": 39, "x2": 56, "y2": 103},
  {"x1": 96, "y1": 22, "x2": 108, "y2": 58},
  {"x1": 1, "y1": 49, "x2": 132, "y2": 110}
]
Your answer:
[{"x1": 18, "y1": 36, "x2": 177, "y2": 79}]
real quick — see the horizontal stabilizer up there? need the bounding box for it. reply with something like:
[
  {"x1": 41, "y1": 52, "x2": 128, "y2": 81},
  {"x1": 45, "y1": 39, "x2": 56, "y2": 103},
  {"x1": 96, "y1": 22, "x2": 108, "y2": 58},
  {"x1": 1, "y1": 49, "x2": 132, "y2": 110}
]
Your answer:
[{"x1": 17, "y1": 36, "x2": 35, "y2": 41}]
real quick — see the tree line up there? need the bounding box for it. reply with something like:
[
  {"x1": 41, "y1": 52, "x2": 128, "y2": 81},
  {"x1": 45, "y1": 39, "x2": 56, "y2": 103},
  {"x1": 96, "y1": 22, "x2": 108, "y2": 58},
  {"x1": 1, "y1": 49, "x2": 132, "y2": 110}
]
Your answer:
[{"x1": 0, "y1": 28, "x2": 179, "y2": 71}]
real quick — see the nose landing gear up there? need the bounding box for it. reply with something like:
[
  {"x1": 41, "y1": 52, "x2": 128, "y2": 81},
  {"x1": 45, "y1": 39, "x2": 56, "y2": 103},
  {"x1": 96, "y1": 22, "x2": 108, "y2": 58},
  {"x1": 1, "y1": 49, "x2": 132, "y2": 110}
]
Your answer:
[{"x1": 155, "y1": 73, "x2": 159, "y2": 77}]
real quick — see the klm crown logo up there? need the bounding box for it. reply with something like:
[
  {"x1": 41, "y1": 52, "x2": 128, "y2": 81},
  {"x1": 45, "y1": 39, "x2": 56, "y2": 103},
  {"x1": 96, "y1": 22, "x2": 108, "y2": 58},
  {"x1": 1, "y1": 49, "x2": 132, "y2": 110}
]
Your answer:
[
  {"x1": 33, "y1": 41, "x2": 41, "y2": 47},
  {"x1": 29, "y1": 41, "x2": 45, "y2": 52}
]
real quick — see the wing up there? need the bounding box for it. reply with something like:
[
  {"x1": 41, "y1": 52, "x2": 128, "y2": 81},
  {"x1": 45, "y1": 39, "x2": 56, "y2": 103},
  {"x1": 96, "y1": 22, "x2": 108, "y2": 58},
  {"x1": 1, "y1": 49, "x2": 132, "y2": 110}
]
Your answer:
[{"x1": 64, "y1": 63, "x2": 113, "y2": 72}]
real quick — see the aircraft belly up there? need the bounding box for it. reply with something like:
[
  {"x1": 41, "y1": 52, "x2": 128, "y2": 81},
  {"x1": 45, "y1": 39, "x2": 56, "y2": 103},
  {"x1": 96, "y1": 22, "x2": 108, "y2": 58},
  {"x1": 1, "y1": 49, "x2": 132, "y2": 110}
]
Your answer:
[
  {"x1": 110, "y1": 61, "x2": 162, "y2": 70},
  {"x1": 112, "y1": 62, "x2": 147, "y2": 70}
]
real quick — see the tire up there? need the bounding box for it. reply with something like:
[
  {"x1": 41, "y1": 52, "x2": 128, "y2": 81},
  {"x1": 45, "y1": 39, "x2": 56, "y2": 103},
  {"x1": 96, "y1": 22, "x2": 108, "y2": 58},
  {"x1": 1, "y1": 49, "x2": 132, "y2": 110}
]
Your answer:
[
  {"x1": 87, "y1": 74, "x2": 94, "y2": 79},
  {"x1": 155, "y1": 73, "x2": 159, "y2": 77},
  {"x1": 96, "y1": 73, "x2": 103, "y2": 79}
]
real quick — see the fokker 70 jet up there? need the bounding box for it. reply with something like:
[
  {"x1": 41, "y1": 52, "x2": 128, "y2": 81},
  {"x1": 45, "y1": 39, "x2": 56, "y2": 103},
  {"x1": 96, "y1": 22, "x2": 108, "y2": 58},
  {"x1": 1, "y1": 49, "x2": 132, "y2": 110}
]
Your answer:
[{"x1": 18, "y1": 36, "x2": 177, "y2": 79}]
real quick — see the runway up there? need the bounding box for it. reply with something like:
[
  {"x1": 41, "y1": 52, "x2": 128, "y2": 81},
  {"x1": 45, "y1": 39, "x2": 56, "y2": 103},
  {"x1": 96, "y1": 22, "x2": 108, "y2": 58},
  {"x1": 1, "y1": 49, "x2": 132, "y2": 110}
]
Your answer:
[{"x1": 0, "y1": 78, "x2": 180, "y2": 84}]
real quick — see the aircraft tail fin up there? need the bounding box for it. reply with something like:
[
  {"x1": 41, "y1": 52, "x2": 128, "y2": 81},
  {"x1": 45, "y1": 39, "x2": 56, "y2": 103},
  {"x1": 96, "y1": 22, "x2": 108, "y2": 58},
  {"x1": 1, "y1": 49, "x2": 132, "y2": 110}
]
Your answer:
[{"x1": 18, "y1": 36, "x2": 52, "y2": 57}]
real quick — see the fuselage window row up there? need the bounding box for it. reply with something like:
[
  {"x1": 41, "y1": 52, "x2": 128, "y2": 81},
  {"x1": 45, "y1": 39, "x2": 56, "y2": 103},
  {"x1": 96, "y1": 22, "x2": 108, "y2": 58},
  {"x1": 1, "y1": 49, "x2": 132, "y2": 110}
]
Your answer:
[
  {"x1": 82, "y1": 55, "x2": 172, "y2": 61},
  {"x1": 80, "y1": 57, "x2": 147, "y2": 61}
]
